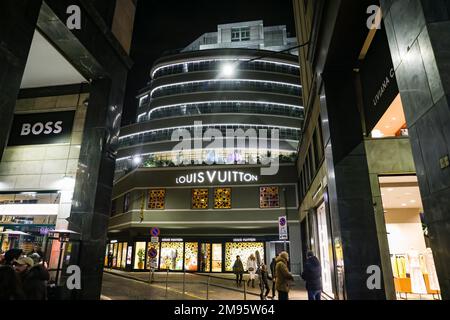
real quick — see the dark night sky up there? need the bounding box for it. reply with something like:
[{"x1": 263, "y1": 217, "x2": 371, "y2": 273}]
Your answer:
[{"x1": 121, "y1": 0, "x2": 296, "y2": 125}]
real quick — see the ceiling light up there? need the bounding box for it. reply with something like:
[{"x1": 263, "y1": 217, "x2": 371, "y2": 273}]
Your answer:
[
  {"x1": 401, "y1": 203, "x2": 407, "y2": 207},
  {"x1": 409, "y1": 200, "x2": 416, "y2": 203},
  {"x1": 387, "y1": 188, "x2": 394, "y2": 192},
  {"x1": 132, "y1": 155, "x2": 142, "y2": 165}
]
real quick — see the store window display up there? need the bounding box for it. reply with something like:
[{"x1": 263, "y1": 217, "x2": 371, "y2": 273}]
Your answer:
[
  {"x1": 184, "y1": 242, "x2": 198, "y2": 271},
  {"x1": 380, "y1": 176, "x2": 441, "y2": 299},
  {"x1": 160, "y1": 242, "x2": 183, "y2": 270},
  {"x1": 134, "y1": 242, "x2": 146, "y2": 270},
  {"x1": 224, "y1": 242, "x2": 264, "y2": 271}
]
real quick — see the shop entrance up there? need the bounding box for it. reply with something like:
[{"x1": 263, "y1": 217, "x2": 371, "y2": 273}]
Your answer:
[
  {"x1": 379, "y1": 175, "x2": 441, "y2": 300},
  {"x1": 316, "y1": 201, "x2": 334, "y2": 298}
]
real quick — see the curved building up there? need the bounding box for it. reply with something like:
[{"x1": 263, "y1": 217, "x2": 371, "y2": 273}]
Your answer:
[
  {"x1": 107, "y1": 21, "x2": 304, "y2": 274},
  {"x1": 115, "y1": 29, "x2": 303, "y2": 176}
]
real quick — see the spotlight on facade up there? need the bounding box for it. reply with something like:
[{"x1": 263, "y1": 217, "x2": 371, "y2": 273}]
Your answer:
[
  {"x1": 221, "y1": 62, "x2": 236, "y2": 77},
  {"x1": 132, "y1": 155, "x2": 142, "y2": 165}
]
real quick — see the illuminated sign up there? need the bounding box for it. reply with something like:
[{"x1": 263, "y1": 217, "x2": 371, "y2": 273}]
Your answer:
[
  {"x1": 161, "y1": 238, "x2": 183, "y2": 242},
  {"x1": 175, "y1": 170, "x2": 258, "y2": 185},
  {"x1": 233, "y1": 238, "x2": 257, "y2": 242},
  {"x1": 8, "y1": 111, "x2": 75, "y2": 146}
]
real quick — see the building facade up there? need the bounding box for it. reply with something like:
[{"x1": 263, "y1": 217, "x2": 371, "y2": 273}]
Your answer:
[
  {"x1": 0, "y1": 0, "x2": 136, "y2": 299},
  {"x1": 293, "y1": 0, "x2": 448, "y2": 300},
  {"x1": 106, "y1": 21, "x2": 304, "y2": 274}
]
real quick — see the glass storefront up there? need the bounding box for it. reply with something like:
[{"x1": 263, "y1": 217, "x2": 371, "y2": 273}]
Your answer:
[
  {"x1": 379, "y1": 175, "x2": 441, "y2": 299},
  {"x1": 160, "y1": 241, "x2": 184, "y2": 270},
  {"x1": 134, "y1": 242, "x2": 146, "y2": 270},
  {"x1": 225, "y1": 242, "x2": 265, "y2": 271},
  {"x1": 316, "y1": 201, "x2": 334, "y2": 298},
  {"x1": 211, "y1": 243, "x2": 222, "y2": 272},
  {"x1": 107, "y1": 239, "x2": 269, "y2": 272}
]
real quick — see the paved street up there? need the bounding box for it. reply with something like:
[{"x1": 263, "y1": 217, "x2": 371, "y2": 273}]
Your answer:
[{"x1": 101, "y1": 269, "x2": 308, "y2": 300}]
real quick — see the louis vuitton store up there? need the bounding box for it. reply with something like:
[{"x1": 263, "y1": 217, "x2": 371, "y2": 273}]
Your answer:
[{"x1": 106, "y1": 164, "x2": 301, "y2": 273}]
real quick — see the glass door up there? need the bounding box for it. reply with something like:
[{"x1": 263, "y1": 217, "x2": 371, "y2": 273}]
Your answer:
[
  {"x1": 211, "y1": 243, "x2": 222, "y2": 272},
  {"x1": 199, "y1": 243, "x2": 211, "y2": 272},
  {"x1": 317, "y1": 201, "x2": 334, "y2": 297}
]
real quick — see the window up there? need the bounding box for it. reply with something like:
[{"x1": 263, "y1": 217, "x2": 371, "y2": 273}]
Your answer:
[
  {"x1": 148, "y1": 189, "x2": 165, "y2": 209},
  {"x1": 111, "y1": 199, "x2": 117, "y2": 216},
  {"x1": 260, "y1": 186, "x2": 280, "y2": 208},
  {"x1": 214, "y1": 188, "x2": 231, "y2": 209},
  {"x1": 231, "y1": 27, "x2": 250, "y2": 42},
  {"x1": 192, "y1": 189, "x2": 209, "y2": 209},
  {"x1": 123, "y1": 192, "x2": 131, "y2": 213}
]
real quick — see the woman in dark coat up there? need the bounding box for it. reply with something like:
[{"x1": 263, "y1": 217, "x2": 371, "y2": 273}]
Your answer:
[
  {"x1": 301, "y1": 251, "x2": 323, "y2": 300},
  {"x1": 232, "y1": 255, "x2": 244, "y2": 287}
]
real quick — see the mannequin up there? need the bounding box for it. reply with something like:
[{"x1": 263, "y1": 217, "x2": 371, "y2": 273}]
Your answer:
[{"x1": 406, "y1": 249, "x2": 427, "y2": 294}]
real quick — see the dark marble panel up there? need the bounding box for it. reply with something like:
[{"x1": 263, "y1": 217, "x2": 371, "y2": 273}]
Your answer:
[
  {"x1": 0, "y1": 0, "x2": 42, "y2": 158},
  {"x1": 422, "y1": 187, "x2": 450, "y2": 224},
  {"x1": 380, "y1": 0, "x2": 394, "y2": 13},
  {"x1": 427, "y1": 21, "x2": 450, "y2": 96},
  {"x1": 396, "y1": 42, "x2": 434, "y2": 126},
  {"x1": 390, "y1": 0, "x2": 426, "y2": 57},
  {"x1": 420, "y1": 0, "x2": 450, "y2": 23},
  {"x1": 382, "y1": 10, "x2": 402, "y2": 70},
  {"x1": 435, "y1": 95, "x2": 450, "y2": 149},
  {"x1": 407, "y1": 125, "x2": 431, "y2": 197},
  {"x1": 418, "y1": 26, "x2": 445, "y2": 104},
  {"x1": 426, "y1": 220, "x2": 450, "y2": 299},
  {"x1": 415, "y1": 106, "x2": 450, "y2": 193}
]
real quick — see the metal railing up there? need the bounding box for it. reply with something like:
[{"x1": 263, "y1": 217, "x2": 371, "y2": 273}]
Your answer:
[{"x1": 155, "y1": 269, "x2": 259, "y2": 300}]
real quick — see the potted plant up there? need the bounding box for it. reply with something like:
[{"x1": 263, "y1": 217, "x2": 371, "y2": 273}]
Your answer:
[{"x1": 137, "y1": 248, "x2": 145, "y2": 269}]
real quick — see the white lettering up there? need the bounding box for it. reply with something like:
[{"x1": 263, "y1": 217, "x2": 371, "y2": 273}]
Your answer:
[
  {"x1": 20, "y1": 124, "x2": 31, "y2": 136},
  {"x1": 54, "y1": 121, "x2": 63, "y2": 134},
  {"x1": 32, "y1": 123, "x2": 44, "y2": 135},
  {"x1": 66, "y1": 5, "x2": 81, "y2": 30}
]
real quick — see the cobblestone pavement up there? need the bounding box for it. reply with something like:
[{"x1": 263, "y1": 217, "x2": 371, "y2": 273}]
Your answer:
[{"x1": 101, "y1": 269, "x2": 308, "y2": 300}]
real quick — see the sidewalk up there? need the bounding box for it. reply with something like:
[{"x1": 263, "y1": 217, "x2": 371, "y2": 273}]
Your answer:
[{"x1": 102, "y1": 268, "x2": 308, "y2": 300}]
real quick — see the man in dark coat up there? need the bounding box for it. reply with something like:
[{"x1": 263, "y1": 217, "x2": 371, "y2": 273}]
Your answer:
[
  {"x1": 269, "y1": 257, "x2": 277, "y2": 299},
  {"x1": 301, "y1": 251, "x2": 323, "y2": 300}
]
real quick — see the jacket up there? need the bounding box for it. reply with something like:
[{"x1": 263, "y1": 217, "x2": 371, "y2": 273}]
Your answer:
[
  {"x1": 275, "y1": 256, "x2": 294, "y2": 292},
  {"x1": 22, "y1": 264, "x2": 50, "y2": 300},
  {"x1": 247, "y1": 258, "x2": 257, "y2": 272},
  {"x1": 301, "y1": 256, "x2": 323, "y2": 291},
  {"x1": 232, "y1": 259, "x2": 244, "y2": 274}
]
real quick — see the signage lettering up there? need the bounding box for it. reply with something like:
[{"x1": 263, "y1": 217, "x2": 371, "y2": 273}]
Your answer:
[
  {"x1": 175, "y1": 170, "x2": 258, "y2": 185},
  {"x1": 8, "y1": 111, "x2": 75, "y2": 146}
]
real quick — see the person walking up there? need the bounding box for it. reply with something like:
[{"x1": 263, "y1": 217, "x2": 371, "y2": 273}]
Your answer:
[
  {"x1": 257, "y1": 263, "x2": 271, "y2": 300},
  {"x1": 22, "y1": 261, "x2": 50, "y2": 300},
  {"x1": 232, "y1": 255, "x2": 244, "y2": 287},
  {"x1": 269, "y1": 257, "x2": 277, "y2": 299},
  {"x1": 0, "y1": 265, "x2": 24, "y2": 300},
  {"x1": 301, "y1": 251, "x2": 322, "y2": 300},
  {"x1": 275, "y1": 251, "x2": 294, "y2": 300},
  {"x1": 246, "y1": 254, "x2": 257, "y2": 288}
]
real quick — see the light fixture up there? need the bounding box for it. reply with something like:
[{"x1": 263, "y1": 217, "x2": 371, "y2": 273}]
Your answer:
[
  {"x1": 132, "y1": 155, "x2": 142, "y2": 165},
  {"x1": 410, "y1": 200, "x2": 416, "y2": 203},
  {"x1": 387, "y1": 188, "x2": 394, "y2": 192},
  {"x1": 221, "y1": 63, "x2": 237, "y2": 77},
  {"x1": 401, "y1": 203, "x2": 407, "y2": 207}
]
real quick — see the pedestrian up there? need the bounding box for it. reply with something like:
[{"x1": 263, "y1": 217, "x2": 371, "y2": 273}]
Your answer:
[
  {"x1": 257, "y1": 263, "x2": 271, "y2": 300},
  {"x1": 246, "y1": 254, "x2": 257, "y2": 288},
  {"x1": 232, "y1": 255, "x2": 244, "y2": 287},
  {"x1": 301, "y1": 251, "x2": 322, "y2": 300},
  {"x1": 22, "y1": 261, "x2": 50, "y2": 300},
  {"x1": 275, "y1": 251, "x2": 294, "y2": 300},
  {"x1": 107, "y1": 251, "x2": 114, "y2": 268},
  {"x1": 0, "y1": 265, "x2": 24, "y2": 300},
  {"x1": 4, "y1": 249, "x2": 23, "y2": 266},
  {"x1": 270, "y1": 256, "x2": 277, "y2": 299}
]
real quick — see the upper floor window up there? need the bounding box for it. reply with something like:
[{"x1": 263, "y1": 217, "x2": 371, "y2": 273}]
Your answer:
[
  {"x1": 260, "y1": 186, "x2": 280, "y2": 209},
  {"x1": 231, "y1": 27, "x2": 250, "y2": 42},
  {"x1": 192, "y1": 189, "x2": 209, "y2": 209},
  {"x1": 214, "y1": 188, "x2": 232, "y2": 209},
  {"x1": 148, "y1": 189, "x2": 166, "y2": 210}
]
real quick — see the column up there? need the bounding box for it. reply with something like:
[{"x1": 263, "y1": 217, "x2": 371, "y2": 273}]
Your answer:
[
  {"x1": 0, "y1": 0, "x2": 42, "y2": 158},
  {"x1": 381, "y1": 0, "x2": 450, "y2": 299}
]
